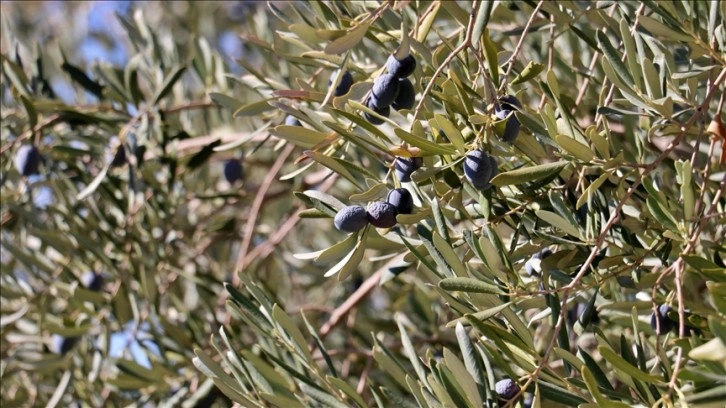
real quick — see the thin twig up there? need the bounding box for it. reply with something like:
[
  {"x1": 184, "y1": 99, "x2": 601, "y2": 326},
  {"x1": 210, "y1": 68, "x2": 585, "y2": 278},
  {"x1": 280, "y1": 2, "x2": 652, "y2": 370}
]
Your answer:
[
  {"x1": 233, "y1": 143, "x2": 295, "y2": 284},
  {"x1": 498, "y1": 0, "x2": 545, "y2": 93},
  {"x1": 319, "y1": 254, "x2": 404, "y2": 339},
  {"x1": 240, "y1": 173, "x2": 338, "y2": 270},
  {"x1": 412, "y1": 1, "x2": 481, "y2": 123}
]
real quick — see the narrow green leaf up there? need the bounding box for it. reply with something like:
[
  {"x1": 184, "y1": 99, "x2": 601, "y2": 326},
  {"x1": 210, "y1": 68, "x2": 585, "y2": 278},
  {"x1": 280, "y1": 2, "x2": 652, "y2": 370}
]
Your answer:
[
  {"x1": 153, "y1": 65, "x2": 186, "y2": 104},
  {"x1": 19, "y1": 94, "x2": 37, "y2": 129},
  {"x1": 490, "y1": 161, "x2": 568, "y2": 186},
  {"x1": 2, "y1": 56, "x2": 31, "y2": 97},
  {"x1": 597, "y1": 31, "x2": 635, "y2": 88},
  {"x1": 260, "y1": 394, "x2": 305, "y2": 408},
  {"x1": 460, "y1": 302, "x2": 513, "y2": 326},
  {"x1": 576, "y1": 172, "x2": 610, "y2": 209},
  {"x1": 234, "y1": 98, "x2": 278, "y2": 117},
  {"x1": 209, "y1": 92, "x2": 244, "y2": 111},
  {"x1": 336, "y1": 228, "x2": 368, "y2": 281},
  {"x1": 536, "y1": 210, "x2": 582, "y2": 238},
  {"x1": 299, "y1": 383, "x2": 349, "y2": 408},
  {"x1": 394, "y1": 128, "x2": 457, "y2": 156},
  {"x1": 324, "y1": 22, "x2": 370, "y2": 54},
  {"x1": 396, "y1": 314, "x2": 429, "y2": 390},
  {"x1": 511, "y1": 61, "x2": 545, "y2": 85},
  {"x1": 417, "y1": 1, "x2": 440, "y2": 43},
  {"x1": 433, "y1": 114, "x2": 466, "y2": 153},
  {"x1": 270, "y1": 125, "x2": 329, "y2": 149},
  {"x1": 470, "y1": 0, "x2": 493, "y2": 50},
  {"x1": 304, "y1": 151, "x2": 362, "y2": 190},
  {"x1": 437, "y1": 362, "x2": 475, "y2": 408},
  {"x1": 303, "y1": 190, "x2": 346, "y2": 212},
  {"x1": 349, "y1": 183, "x2": 388, "y2": 202},
  {"x1": 555, "y1": 134, "x2": 594, "y2": 162},
  {"x1": 327, "y1": 376, "x2": 368, "y2": 408},
  {"x1": 272, "y1": 304, "x2": 314, "y2": 363},
  {"x1": 433, "y1": 232, "x2": 467, "y2": 277},
  {"x1": 482, "y1": 29, "x2": 499, "y2": 86},
  {"x1": 619, "y1": 19, "x2": 642, "y2": 91},
  {"x1": 333, "y1": 108, "x2": 393, "y2": 144},
  {"x1": 676, "y1": 160, "x2": 695, "y2": 221},
  {"x1": 578, "y1": 348, "x2": 615, "y2": 391},
  {"x1": 685, "y1": 385, "x2": 726, "y2": 405},
  {"x1": 599, "y1": 346, "x2": 664, "y2": 384},
  {"x1": 373, "y1": 342, "x2": 409, "y2": 389},
  {"x1": 455, "y1": 323, "x2": 484, "y2": 387},
  {"x1": 323, "y1": 228, "x2": 367, "y2": 279},
  {"x1": 315, "y1": 233, "x2": 359, "y2": 264},
  {"x1": 61, "y1": 61, "x2": 104, "y2": 99},
  {"x1": 534, "y1": 380, "x2": 588, "y2": 406},
  {"x1": 638, "y1": 15, "x2": 694, "y2": 42},
  {"x1": 646, "y1": 196, "x2": 679, "y2": 231},
  {"x1": 582, "y1": 366, "x2": 630, "y2": 407},
  {"x1": 439, "y1": 277, "x2": 504, "y2": 295},
  {"x1": 193, "y1": 348, "x2": 247, "y2": 398},
  {"x1": 125, "y1": 67, "x2": 143, "y2": 106}
]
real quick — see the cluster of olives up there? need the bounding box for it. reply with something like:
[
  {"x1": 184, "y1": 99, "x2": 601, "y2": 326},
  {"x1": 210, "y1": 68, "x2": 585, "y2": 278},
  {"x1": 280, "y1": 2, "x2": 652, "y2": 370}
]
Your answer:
[
  {"x1": 334, "y1": 188, "x2": 414, "y2": 232},
  {"x1": 364, "y1": 52, "x2": 417, "y2": 125}
]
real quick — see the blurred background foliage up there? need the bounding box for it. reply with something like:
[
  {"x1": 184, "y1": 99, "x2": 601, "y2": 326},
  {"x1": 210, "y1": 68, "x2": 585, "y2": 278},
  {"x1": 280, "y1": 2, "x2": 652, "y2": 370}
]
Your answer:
[{"x1": 1, "y1": 1, "x2": 725, "y2": 407}]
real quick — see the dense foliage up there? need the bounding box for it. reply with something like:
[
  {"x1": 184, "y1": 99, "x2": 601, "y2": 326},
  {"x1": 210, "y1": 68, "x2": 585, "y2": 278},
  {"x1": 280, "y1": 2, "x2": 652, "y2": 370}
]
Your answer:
[{"x1": 2, "y1": 1, "x2": 725, "y2": 407}]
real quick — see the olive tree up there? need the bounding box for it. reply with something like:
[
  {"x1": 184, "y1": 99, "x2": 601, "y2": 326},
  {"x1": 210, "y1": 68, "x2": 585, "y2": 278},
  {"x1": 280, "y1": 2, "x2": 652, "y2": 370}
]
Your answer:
[{"x1": 1, "y1": 1, "x2": 725, "y2": 407}]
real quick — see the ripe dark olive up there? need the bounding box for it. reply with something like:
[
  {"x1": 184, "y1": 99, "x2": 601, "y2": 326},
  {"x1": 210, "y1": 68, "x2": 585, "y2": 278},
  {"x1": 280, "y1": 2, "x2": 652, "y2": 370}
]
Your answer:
[
  {"x1": 366, "y1": 201, "x2": 398, "y2": 228},
  {"x1": 524, "y1": 248, "x2": 553, "y2": 276},
  {"x1": 464, "y1": 150, "x2": 497, "y2": 190},
  {"x1": 386, "y1": 54, "x2": 416, "y2": 78},
  {"x1": 285, "y1": 116, "x2": 302, "y2": 126},
  {"x1": 567, "y1": 302, "x2": 600, "y2": 327},
  {"x1": 386, "y1": 188, "x2": 413, "y2": 215},
  {"x1": 394, "y1": 156, "x2": 423, "y2": 183},
  {"x1": 371, "y1": 74, "x2": 400, "y2": 108},
  {"x1": 499, "y1": 94, "x2": 522, "y2": 111},
  {"x1": 391, "y1": 78, "x2": 415, "y2": 111},
  {"x1": 495, "y1": 378, "x2": 521, "y2": 401},
  {"x1": 330, "y1": 70, "x2": 354, "y2": 96},
  {"x1": 110, "y1": 147, "x2": 127, "y2": 167},
  {"x1": 334, "y1": 205, "x2": 368, "y2": 233},
  {"x1": 364, "y1": 97, "x2": 390, "y2": 125},
  {"x1": 650, "y1": 304, "x2": 675, "y2": 334},
  {"x1": 15, "y1": 145, "x2": 41, "y2": 176},
  {"x1": 495, "y1": 95, "x2": 522, "y2": 143},
  {"x1": 224, "y1": 159, "x2": 244, "y2": 183},
  {"x1": 81, "y1": 271, "x2": 104, "y2": 291},
  {"x1": 494, "y1": 109, "x2": 521, "y2": 143},
  {"x1": 51, "y1": 334, "x2": 78, "y2": 355}
]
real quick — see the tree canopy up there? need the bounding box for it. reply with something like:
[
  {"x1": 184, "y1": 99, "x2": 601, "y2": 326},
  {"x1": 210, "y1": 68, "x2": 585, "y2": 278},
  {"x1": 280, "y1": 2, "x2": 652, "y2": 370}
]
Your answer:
[{"x1": 1, "y1": 1, "x2": 725, "y2": 407}]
